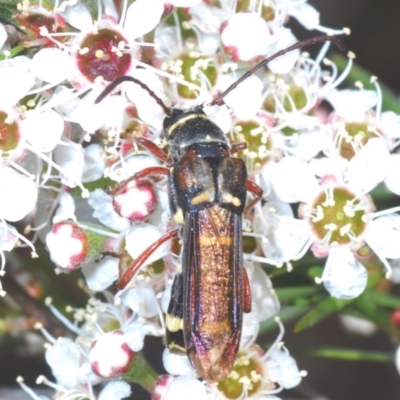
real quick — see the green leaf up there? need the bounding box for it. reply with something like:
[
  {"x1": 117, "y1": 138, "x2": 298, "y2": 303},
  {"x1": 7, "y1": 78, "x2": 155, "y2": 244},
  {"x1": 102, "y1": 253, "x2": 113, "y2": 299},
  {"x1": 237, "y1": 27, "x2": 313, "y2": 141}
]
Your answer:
[
  {"x1": 331, "y1": 53, "x2": 400, "y2": 114},
  {"x1": 275, "y1": 285, "x2": 321, "y2": 303},
  {"x1": 259, "y1": 306, "x2": 309, "y2": 334},
  {"x1": 294, "y1": 296, "x2": 351, "y2": 332},
  {"x1": 354, "y1": 293, "x2": 392, "y2": 330},
  {"x1": 369, "y1": 291, "x2": 400, "y2": 309},
  {"x1": 292, "y1": 346, "x2": 393, "y2": 362}
]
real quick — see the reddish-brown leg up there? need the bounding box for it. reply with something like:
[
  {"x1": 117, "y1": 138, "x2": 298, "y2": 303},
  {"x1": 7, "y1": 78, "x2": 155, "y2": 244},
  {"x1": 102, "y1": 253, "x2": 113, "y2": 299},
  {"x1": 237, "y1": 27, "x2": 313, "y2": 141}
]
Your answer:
[
  {"x1": 118, "y1": 229, "x2": 179, "y2": 289},
  {"x1": 113, "y1": 166, "x2": 170, "y2": 194},
  {"x1": 244, "y1": 180, "x2": 263, "y2": 216},
  {"x1": 230, "y1": 141, "x2": 247, "y2": 155},
  {"x1": 243, "y1": 267, "x2": 252, "y2": 313},
  {"x1": 135, "y1": 136, "x2": 172, "y2": 165}
]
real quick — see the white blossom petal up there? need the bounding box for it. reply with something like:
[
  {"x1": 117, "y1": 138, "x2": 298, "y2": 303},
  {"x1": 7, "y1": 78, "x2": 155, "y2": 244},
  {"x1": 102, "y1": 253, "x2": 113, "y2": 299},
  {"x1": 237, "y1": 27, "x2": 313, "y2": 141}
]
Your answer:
[
  {"x1": 21, "y1": 109, "x2": 64, "y2": 152},
  {"x1": 82, "y1": 144, "x2": 106, "y2": 182},
  {"x1": 289, "y1": 3, "x2": 320, "y2": 30},
  {"x1": 267, "y1": 29, "x2": 299, "y2": 74},
  {"x1": 32, "y1": 48, "x2": 73, "y2": 83},
  {"x1": 124, "y1": 0, "x2": 164, "y2": 40},
  {"x1": 82, "y1": 257, "x2": 119, "y2": 291},
  {"x1": 266, "y1": 349, "x2": 302, "y2": 389},
  {"x1": 384, "y1": 154, "x2": 400, "y2": 195},
  {"x1": 218, "y1": 74, "x2": 263, "y2": 120},
  {"x1": 53, "y1": 138, "x2": 85, "y2": 188},
  {"x1": 322, "y1": 246, "x2": 367, "y2": 299},
  {"x1": 0, "y1": 56, "x2": 35, "y2": 110},
  {"x1": 53, "y1": 191, "x2": 76, "y2": 223},
  {"x1": 125, "y1": 224, "x2": 168, "y2": 265},
  {"x1": 0, "y1": 167, "x2": 37, "y2": 222},
  {"x1": 88, "y1": 189, "x2": 131, "y2": 231},
  {"x1": 365, "y1": 214, "x2": 400, "y2": 259},
  {"x1": 58, "y1": 1, "x2": 93, "y2": 31},
  {"x1": 98, "y1": 381, "x2": 132, "y2": 400},
  {"x1": 45, "y1": 338, "x2": 82, "y2": 388},
  {"x1": 162, "y1": 349, "x2": 198, "y2": 378},
  {"x1": 347, "y1": 138, "x2": 390, "y2": 194},
  {"x1": 269, "y1": 157, "x2": 320, "y2": 203}
]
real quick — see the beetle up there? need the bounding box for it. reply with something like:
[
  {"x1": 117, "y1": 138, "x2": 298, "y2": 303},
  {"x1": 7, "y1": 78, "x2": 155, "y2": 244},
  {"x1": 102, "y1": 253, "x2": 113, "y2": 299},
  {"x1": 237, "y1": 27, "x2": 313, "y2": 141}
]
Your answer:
[{"x1": 96, "y1": 35, "x2": 344, "y2": 382}]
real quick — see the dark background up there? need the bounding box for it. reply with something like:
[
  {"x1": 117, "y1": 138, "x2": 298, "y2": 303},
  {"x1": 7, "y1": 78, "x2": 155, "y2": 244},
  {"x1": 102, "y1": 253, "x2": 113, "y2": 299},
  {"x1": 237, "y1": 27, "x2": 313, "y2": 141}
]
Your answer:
[{"x1": 2, "y1": 1, "x2": 400, "y2": 399}]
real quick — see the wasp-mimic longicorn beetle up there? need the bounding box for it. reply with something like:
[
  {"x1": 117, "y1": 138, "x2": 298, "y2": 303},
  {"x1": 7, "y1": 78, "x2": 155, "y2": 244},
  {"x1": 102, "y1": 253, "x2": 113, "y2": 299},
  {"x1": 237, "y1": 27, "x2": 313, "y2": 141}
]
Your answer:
[{"x1": 96, "y1": 35, "x2": 344, "y2": 382}]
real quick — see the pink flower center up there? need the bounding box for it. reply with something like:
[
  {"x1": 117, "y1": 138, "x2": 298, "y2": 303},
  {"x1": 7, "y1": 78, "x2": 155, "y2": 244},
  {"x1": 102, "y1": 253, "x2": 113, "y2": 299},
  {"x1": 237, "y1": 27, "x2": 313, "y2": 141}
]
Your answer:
[{"x1": 76, "y1": 28, "x2": 132, "y2": 82}]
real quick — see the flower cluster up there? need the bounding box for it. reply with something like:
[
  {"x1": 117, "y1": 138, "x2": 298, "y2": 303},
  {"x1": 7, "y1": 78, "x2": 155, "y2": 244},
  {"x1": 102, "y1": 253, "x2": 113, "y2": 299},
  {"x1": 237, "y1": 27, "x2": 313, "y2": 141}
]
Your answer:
[{"x1": 1, "y1": 0, "x2": 400, "y2": 399}]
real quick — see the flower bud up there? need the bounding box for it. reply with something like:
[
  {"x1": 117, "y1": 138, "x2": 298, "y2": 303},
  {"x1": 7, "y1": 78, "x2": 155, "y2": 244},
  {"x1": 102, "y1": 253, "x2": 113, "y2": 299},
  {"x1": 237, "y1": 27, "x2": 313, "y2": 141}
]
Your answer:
[{"x1": 90, "y1": 330, "x2": 135, "y2": 378}]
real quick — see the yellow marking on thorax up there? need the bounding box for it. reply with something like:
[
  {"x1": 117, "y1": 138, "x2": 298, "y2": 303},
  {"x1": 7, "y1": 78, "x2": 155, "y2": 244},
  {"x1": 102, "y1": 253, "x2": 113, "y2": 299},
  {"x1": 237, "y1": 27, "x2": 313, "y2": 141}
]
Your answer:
[
  {"x1": 199, "y1": 236, "x2": 233, "y2": 246},
  {"x1": 191, "y1": 190, "x2": 214, "y2": 205},
  {"x1": 221, "y1": 192, "x2": 241, "y2": 207},
  {"x1": 167, "y1": 114, "x2": 210, "y2": 136}
]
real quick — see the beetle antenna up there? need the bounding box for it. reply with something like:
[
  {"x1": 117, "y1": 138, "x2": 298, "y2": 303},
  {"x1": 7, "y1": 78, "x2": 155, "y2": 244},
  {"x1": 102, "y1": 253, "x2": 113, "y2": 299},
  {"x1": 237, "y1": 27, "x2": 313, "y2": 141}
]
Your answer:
[
  {"x1": 209, "y1": 35, "x2": 345, "y2": 107},
  {"x1": 95, "y1": 75, "x2": 172, "y2": 115}
]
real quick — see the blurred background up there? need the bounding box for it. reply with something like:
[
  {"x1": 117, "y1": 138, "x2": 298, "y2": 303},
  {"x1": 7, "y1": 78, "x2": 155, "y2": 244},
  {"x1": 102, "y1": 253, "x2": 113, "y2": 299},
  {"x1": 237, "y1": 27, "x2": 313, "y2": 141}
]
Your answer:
[{"x1": 1, "y1": 1, "x2": 400, "y2": 399}]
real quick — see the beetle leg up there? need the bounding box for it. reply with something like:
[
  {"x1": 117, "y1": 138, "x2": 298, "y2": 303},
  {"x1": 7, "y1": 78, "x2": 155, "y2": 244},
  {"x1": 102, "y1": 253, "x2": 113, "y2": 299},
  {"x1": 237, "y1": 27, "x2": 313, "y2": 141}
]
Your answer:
[
  {"x1": 230, "y1": 141, "x2": 247, "y2": 155},
  {"x1": 112, "y1": 166, "x2": 170, "y2": 194},
  {"x1": 244, "y1": 180, "x2": 263, "y2": 216},
  {"x1": 117, "y1": 228, "x2": 179, "y2": 290},
  {"x1": 134, "y1": 136, "x2": 172, "y2": 165}
]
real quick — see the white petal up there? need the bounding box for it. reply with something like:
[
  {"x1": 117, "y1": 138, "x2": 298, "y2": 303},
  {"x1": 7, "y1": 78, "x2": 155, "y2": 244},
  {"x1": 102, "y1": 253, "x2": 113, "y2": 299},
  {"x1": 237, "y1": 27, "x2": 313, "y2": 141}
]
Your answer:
[
  {"x1": 124, "y1": 0, "x2": 164, "y2": 40},
  {"x1": 45, "y1": 338, "x2": 81, "y2": 387},
  {"x1": 88, "y1": 189, "x2": 131, "y2": 231},
  {"x1": 58, "y1": 1, "x2": 93, "y2": 31},
  {"x1": 309, "y1": 155, "x2": 348, "y2": 178},
  {"x1": 125, "y1": 224, "x2": 168, "y2": 264},
  {"x1": 0, "y1": 56, "x2": 35, "y2": 110},
  {"x1": 82, "y1": 257, "x2": 119, "y2": 291},
  {"x1": 384, "y1": 154, "x2": 400, "y2": 195},
  {"x1": 269, "y1": 157, "x2": 320, "y2": 203},
  {"x1": 267, "y1": 29, "x2": 299, "y2": 74},
  {"x1": 266, "y1": 349, "x2": 302, "y2": 389},
  {"x1": 325, "y1": 89, "x2": 377, "y2": 121},
  {"x1": 221, "y1": 13, "x2": 275, "y2": 62},
  {"x1": 32, "y1": 48, "x2": 73, "y2": 83},
  {"x1": 54, "y1": 85, "x2": 80, "y2": 117},
  {"x1": 0, "y1": 167, "x2": 37, "y2": 222},
  {"x1": 162, "y1": 349, "x2": 198, "y2": 378},
  {"x1": 121, "y1": 281, "x2": 159, "y2": 317},
  {"x1": 250, "y1": 263, "x2": 280, "y2": 321},
  {"x1": 165, "y1": 376, "x2": 208, "y2": 400},
  {"x1": 82, "y1": 144, "x2": 106, "y2": 182},
  {"x1": 74, "y1": 89, "x2": 110, "y2": 133},
  {"x1": 289, "y1": 3, "x2": 320, "y2": 30},
  {"x1": 21, "y1": 109, "x2": 64, "y2": 152},
  {"x1": 98, "y1": 381, "x2": 131, "y2": 400},
  {"x1": 260, "y1": 203, "x2": 311, "y2": 263},
  {"x1": 347, "y1": 138, "x2": 390, "y2": 194},
  {"x1": 217, "y1": 74, "x2": 263, "y2": 120},
  {"x1": 365, "y1": 214, "x2": 400, "y2": 259},
  {"x1": 53, "y1": 138, "x2": 85, "y2": 188},
  {"x1": 322, "y1": 246, "x2": 367, "y2": 299},
  {"x1": 124, "y1": 321, "x2": 154, "y2": 351},
  {"x1": 125, "y1": 69, "x2": 167, "y2": 131},
  {"x1": 53, "y1": 191, "x2": 76, "y2": 223}
]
